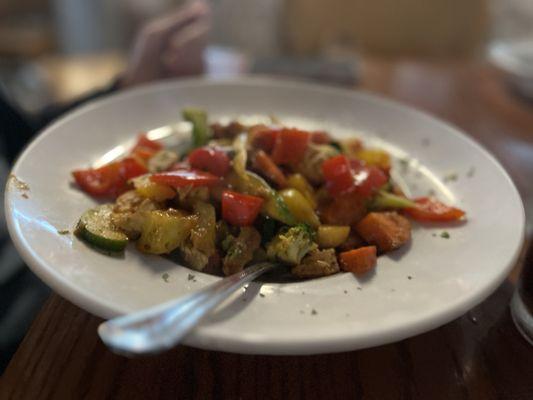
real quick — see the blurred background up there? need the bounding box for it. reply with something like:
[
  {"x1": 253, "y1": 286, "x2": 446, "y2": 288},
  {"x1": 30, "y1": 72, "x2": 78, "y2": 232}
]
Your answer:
[
  {"x1": 2, "y1": 0, "x2": 533, "y2": 373},
  {"x1": 1, "y1": 0, "x2": 532, "y2": 114}
]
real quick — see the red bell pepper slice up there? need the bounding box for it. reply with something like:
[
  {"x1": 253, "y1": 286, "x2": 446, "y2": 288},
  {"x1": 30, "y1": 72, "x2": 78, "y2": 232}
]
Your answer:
[
  {"x1": 72, "y1": 157, "x2": 147, "y2": 198},
  {"x1": 188, "y1": 147, "x2": 230, "y2": 177},
  {"x1": 221, "y1": 190, "x2": 264, "y2": 226},
  {"x1": 271, "y1": 128, "x2": 310, "y2": 164},
  {"x1": 150, "y1": 169, "x2": 220, "y2": 188},
  {"x1": 404, "y1": 197, "x2": 466, "y2": 222}
]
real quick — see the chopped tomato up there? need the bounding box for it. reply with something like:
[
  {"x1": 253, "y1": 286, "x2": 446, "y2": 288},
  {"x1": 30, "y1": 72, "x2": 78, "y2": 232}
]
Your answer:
[
  {"x1": 271, "y1": 128, "x2": 310, "y2": 164},
  {"x1": 150, "y1": 169, "x2": 220, "y2": 188},
  {"x1": 339, "y1": 246, "x2": 377, "y2": 275},
  {"x1": 353, "y1": 165, "x2": 388, "y2": 197},
  {"x1": 132, "y1": 146, "x2": 158, "y2": 160},
  {"x1": 73, "y1": 165, "x2": 119, "y2": 197},
  {"x1": 404, "y1": 197, "x2": 466, "y2": 222},
  {"x1": 322, "y1": 155, "x2": 354, "y2": 195},
  {"x1": 221, "y1": 190, "x2": 264, "y2": 226},
  {"x1": 252, "y1": 150, "x2": 287, "y2": 187},
  {"x1": 311, "y1": 131, "x2": 332, "y2": 144},
  {"x1": 130, "y1": 133, "x2": 162, "y2": 160},
  {"x1": 322, "y1": 155, "x2": 387, "y2": 197},
  {"x1": 188, "y1": 147, "x2": 230, "y2": 177},
  {"x1": 250, "y1": 126, "x2": 279, "y2": 152},
  {"x1": 132, "y1": 133, "x2": 162, "y2": 152},
  {"x1": 72, "y1": 157, "x2": 147, "y2": 198}
]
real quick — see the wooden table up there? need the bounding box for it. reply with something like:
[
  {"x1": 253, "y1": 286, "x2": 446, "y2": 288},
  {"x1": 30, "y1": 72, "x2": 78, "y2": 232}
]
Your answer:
[{"x1": 2, "y1": 58, "x2": 533, "y2": 399}]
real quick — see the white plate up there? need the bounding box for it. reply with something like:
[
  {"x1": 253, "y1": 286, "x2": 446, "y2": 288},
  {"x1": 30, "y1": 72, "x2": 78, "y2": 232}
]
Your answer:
[{"x1": 5, "y1": 77, "x2": 525, "y2": 355}]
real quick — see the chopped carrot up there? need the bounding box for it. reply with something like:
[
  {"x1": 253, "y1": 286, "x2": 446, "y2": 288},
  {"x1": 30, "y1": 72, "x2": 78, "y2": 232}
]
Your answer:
[
  {"x1": 339, "y1": 246, "x2": 377, "y2": 275},
  {"x1": 253, "y1": 150, "x2": 288, "y2": 187}
]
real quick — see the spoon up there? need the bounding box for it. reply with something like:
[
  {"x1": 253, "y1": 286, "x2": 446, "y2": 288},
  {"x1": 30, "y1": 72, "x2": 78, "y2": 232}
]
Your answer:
[
  {"x1": 92, "y1": 122, "x2": 192, "y2": 168},
  {"x1": 98, "y1": 262, "x2": 279, "y2": 356}
]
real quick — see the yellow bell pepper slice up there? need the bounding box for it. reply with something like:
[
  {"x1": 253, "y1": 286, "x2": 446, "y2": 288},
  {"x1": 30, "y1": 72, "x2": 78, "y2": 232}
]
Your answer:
[
  {"x1": 317, "y1": 225, "x2": 350, "y2": 248},
  {"x1": 279, "y1": 188, "x2": 320, "y2": 227},
  {"x1": 286, "y1": 173, "x2": 317, "y2": 209}
]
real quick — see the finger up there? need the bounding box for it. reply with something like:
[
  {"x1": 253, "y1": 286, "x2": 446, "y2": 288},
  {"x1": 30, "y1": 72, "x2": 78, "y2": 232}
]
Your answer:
[
  {"x1": 141, "y1": 0, "x2": 210, "y2": 42},
  {"x1": 161, "y1": 21, "x2": 209, "y2": 70},
  {"x1": 167, "y1": 19, "x2": 210, "y2": 50}
]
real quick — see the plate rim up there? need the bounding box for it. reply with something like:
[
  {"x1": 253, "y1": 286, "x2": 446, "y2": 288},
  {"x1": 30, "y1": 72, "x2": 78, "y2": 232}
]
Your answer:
[{"x1": 5, "y1": 75, "x2": 526, "y2": 354}]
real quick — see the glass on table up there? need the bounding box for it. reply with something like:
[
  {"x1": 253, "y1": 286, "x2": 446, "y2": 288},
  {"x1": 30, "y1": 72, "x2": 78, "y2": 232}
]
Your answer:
[{"x1": 511, "y1": 241, "x2": 533, "y2": 345}]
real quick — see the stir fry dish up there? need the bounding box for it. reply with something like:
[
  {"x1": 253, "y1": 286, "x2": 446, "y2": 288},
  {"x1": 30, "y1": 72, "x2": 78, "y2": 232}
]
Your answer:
[{"x1": 72, "y1": 109, "x2": 465, "y2": 278}]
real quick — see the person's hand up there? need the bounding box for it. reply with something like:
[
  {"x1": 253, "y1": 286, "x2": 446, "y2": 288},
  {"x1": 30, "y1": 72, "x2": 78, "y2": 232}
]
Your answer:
[{"x1": 121, "y1": 0, "x2": 210, "y2": 87}]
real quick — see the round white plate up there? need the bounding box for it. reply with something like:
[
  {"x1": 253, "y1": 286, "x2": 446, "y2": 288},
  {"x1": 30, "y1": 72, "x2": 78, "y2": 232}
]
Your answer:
[{"x1": 5, "y1": 77, "x2": 525, "y2": 355}]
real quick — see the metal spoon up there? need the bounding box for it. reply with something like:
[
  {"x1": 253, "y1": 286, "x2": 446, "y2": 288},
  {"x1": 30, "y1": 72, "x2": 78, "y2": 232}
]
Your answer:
[
  {"x1": 92, "y1": 122, "x2": 193, "y2": 168},
  {"x1": 98, "y1": 262, "x2": 279, "y2": 356}
]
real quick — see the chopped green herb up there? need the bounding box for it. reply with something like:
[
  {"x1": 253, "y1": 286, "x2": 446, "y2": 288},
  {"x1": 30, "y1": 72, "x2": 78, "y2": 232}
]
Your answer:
[
  {"x1": 162, "y1": 273, "x2": 169, "y2": 283},
  {"x1": 343, "y1": 290, "x2": 348, "y2": 294},
  {"x1": 188, "y1": 273, "x2": 195, "y2": 281},
  {"x1": 407, "y1": 275, "x2": 412, "y2": 280},
  {"x1": 443, "y1": 172, "x2": 458, "y2": 183},
  {"x1": 57, "y1": 229, "x2": 70, "y2": 235},
  {"x1": 440, "y1": 231, "x2": 450, "y2": 239},
  {"x1": 399, "y1": 158, "x2": 410, "y2": 169},
  {"x1": 259, "y1": 293, "x2": 265, "y2": 298},
  {"x1": 311, "y1": 309, "x2": 318, "y2": 315}
]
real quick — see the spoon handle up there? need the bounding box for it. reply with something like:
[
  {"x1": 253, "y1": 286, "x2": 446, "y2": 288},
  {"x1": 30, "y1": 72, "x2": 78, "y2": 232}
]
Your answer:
[{"x1": 98, "y1": 262, "x2": 278, "y2": 355}]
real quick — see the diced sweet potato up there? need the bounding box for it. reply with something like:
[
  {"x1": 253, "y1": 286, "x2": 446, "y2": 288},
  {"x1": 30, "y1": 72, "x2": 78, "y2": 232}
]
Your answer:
[
  {"x1": 355, "y1": 212, "x2": 411, "y2": 253},
  {"x1": 319, "y1": 192, "x2": 367, "y2": 226},
  {"x1": 339, "y1": 246, "x2": 377, "y2": 275}
]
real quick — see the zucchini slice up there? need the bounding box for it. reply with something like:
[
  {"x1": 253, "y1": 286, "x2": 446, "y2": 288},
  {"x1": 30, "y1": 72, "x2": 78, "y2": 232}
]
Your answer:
[{"x1": 75, "y1": 205, "x2": 128, "y2": 252}]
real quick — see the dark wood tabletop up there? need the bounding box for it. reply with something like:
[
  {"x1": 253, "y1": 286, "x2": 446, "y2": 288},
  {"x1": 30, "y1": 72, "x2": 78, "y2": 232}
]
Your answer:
[{"x1": 2, "y1": 57, "x2": 533, "y2": 399}]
